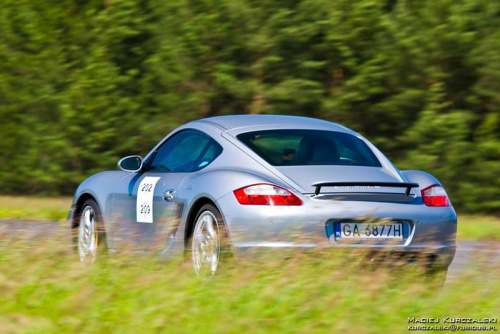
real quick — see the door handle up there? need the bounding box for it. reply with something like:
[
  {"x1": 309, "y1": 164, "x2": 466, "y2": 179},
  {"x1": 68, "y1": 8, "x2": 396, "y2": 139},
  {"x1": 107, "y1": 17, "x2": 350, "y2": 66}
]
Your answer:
[{"x1": 163, "y1": 190, "x2": 176, "y2": 202}]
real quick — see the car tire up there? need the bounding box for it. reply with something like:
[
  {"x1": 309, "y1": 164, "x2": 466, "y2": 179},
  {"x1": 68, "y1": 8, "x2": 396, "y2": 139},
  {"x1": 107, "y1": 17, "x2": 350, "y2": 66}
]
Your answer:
[
  {"x1": 74, "y1": 199, "x2": 107, "y2": 264},
  {"x1": 189, "y1": 204, "x2": 230, "y2": 277}
]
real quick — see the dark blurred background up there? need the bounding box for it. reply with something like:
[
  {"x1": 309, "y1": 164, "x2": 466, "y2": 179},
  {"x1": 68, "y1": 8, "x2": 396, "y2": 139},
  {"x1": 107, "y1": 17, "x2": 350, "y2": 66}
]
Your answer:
[{"x1": 0, "y1": 0, "x2": 498, "y2": 213}]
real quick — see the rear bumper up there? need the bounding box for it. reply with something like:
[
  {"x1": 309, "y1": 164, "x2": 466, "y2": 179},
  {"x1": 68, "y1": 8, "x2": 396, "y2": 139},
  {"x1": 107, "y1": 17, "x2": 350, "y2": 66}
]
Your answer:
[
  {"x1": 229, "y1": 242, "x2": 456, "y2": 268},
  {"x1": 216, "y1": 193, "x2": 457, "y2": 268}
]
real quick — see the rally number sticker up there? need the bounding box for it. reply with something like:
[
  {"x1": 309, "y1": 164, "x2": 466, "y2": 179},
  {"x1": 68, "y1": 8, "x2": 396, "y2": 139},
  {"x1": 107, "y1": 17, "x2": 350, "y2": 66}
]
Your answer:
[{"x1": 136, "y1": 176, "x2": 161, "y2": 223}]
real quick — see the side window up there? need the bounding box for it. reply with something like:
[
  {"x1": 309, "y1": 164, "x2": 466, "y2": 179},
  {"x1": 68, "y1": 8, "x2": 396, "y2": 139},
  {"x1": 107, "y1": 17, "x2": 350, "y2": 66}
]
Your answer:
[
  {"x1": 148, "y1": 130, "x2": 222, "y2": 173},
  {"x1": 195, "y1": 141, "x2": 223, "y2": 170}
]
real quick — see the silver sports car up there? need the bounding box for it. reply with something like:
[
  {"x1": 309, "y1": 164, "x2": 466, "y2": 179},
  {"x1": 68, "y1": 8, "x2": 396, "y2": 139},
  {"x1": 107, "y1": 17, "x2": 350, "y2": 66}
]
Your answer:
[{"x1": 69, "y1": 115, "x2": 456, "y2": 276}]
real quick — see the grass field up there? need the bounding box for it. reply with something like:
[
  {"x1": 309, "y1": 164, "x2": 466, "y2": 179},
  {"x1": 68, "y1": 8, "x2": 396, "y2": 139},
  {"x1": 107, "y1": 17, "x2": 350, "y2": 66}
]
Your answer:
[
  {"x1": 0, "y1": 195, "x2": 498, "y2": 241},
  {"x1": 457, "y1": 215, "x2": 500, "y2": 241},
  {"x1": 0, "y1": 196, "x2": 499, "y2": 333},
  {"x1": 0, "y1": 196, "x2": 72, "y2": 222},
  {"x1": 0, "y1": 237, "x2": 498, "y2": 334}
]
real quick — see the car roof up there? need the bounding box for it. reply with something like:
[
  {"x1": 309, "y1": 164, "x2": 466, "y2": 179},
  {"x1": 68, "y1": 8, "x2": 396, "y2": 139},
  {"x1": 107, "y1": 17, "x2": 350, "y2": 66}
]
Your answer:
[{"x1": 195, "y1": 114, "x2": 352, "y2": 133}]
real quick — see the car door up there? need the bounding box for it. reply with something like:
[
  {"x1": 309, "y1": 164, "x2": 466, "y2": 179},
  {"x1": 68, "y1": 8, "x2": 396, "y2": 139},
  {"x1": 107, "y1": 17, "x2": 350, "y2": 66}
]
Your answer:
[{"x1": 110, "y1": 130, "x2": 215, "y2": 252}]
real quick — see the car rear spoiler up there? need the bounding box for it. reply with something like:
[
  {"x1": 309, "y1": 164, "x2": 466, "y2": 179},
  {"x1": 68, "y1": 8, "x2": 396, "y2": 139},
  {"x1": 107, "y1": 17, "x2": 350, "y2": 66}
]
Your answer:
[{"x1": 312, "y1": 182, "x2": 420, "y2": 196}]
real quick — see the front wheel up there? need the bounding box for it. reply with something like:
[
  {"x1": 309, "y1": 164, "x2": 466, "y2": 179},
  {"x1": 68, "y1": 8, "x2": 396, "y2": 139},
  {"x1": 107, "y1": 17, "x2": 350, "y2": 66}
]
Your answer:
[
  {"x1": 75, "y1": 199, "x2": 106, "y2": 264},
  {"x1": 190, "y1": 204, "x2": 230, "y2": 277}
]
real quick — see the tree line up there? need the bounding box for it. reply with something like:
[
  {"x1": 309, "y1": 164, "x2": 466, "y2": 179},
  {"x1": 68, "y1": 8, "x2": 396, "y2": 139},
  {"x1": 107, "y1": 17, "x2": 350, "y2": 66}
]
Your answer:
[{"x1": 0, "y1": 0, "x2": 499, "y2": 213}]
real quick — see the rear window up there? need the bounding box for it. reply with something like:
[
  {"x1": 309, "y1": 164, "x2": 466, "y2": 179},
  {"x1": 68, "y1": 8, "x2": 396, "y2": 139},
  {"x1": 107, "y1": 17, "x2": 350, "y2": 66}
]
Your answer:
[{"x1": 237, "y1": 130, "x2": 381, "y2": 167}]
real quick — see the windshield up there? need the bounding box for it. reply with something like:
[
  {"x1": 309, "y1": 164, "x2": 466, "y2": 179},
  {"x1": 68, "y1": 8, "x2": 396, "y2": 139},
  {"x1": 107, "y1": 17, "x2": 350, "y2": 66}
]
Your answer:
[{"x1": 237, "y1": 130, "x2": 381, "y2": 167}]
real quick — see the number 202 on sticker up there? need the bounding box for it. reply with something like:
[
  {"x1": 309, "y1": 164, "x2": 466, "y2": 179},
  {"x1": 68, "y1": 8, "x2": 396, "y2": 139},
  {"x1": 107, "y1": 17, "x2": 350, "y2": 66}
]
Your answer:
[
  {"x1": 136, "y1": 177, "x2": 161, "y2": 223},
  {"x1": 141, "y1": 183, "x2": 154, "y2": 192}
]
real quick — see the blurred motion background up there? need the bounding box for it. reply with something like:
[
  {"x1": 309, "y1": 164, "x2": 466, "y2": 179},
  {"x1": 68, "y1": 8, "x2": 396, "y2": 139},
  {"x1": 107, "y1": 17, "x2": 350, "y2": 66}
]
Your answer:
[
  {"x1": 0, "y1": 3, "x2": 499, "y2": 333},
  {"x1": 0, "y1": 0, "x2": 498, "y2": 214}
]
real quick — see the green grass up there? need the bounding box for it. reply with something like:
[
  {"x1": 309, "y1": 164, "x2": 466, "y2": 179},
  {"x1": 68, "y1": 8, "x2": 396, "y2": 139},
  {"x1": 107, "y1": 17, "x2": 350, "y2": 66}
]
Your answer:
[
  {"x1": 0, "y1": 196, "x2": 71, "y2": 222},
  {"x1": 0, "y1": 197, "x2": 498, "y2": 333},
  {"x1": 458, "y1": 215, "x2": 500, "y2": 241},
  {"x1": 0, "y1": 196, "x2": 499, "y2": 241},
  {"x1": 0, "y1": 237, "x2": 498, "y2": 334}
]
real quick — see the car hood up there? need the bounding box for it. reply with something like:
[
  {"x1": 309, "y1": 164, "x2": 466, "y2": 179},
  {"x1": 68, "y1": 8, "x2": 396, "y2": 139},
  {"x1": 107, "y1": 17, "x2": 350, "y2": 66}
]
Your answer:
[{"x1": 274, "y1": 165, "x2": 405, "y2": 194}]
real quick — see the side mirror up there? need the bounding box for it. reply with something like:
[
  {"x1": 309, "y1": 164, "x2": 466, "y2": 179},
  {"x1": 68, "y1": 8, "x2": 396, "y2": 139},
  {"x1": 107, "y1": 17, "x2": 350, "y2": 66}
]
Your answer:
[{"x1": 118, "y1": 155, "x2": 143, "y2": 172}]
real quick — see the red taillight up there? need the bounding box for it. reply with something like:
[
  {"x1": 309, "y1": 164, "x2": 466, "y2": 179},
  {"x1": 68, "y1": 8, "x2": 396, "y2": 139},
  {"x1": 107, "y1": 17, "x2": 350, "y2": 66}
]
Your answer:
[
  {"x1": 421, "y1": 185, "x2": 450, "y2": 207},
  {"x1": 233, "y1": 183, "x2": 303, "y2": 206}
]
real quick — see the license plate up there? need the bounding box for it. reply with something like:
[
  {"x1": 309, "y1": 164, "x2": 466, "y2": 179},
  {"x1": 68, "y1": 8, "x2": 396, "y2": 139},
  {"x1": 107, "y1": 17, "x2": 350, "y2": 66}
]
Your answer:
[{"x1": 335, "y1": 222, "x2": 403, "y2": 239}]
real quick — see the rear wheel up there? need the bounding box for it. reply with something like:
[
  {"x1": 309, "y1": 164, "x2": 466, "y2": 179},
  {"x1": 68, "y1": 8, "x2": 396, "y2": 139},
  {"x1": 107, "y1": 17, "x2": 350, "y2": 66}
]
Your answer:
[
  {"x1": 190, "y1": 204, "x2": 230, "y2": 277},
  {"x1": 75, "y1": 199, "x2": 106, "y2": 264}
]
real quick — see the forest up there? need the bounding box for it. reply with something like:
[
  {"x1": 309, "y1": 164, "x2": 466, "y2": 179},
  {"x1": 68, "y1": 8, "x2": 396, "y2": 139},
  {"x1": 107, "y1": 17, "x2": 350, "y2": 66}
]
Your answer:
[{"x1": 0, "y1": 0, "x2": 499, "y2": 213}]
